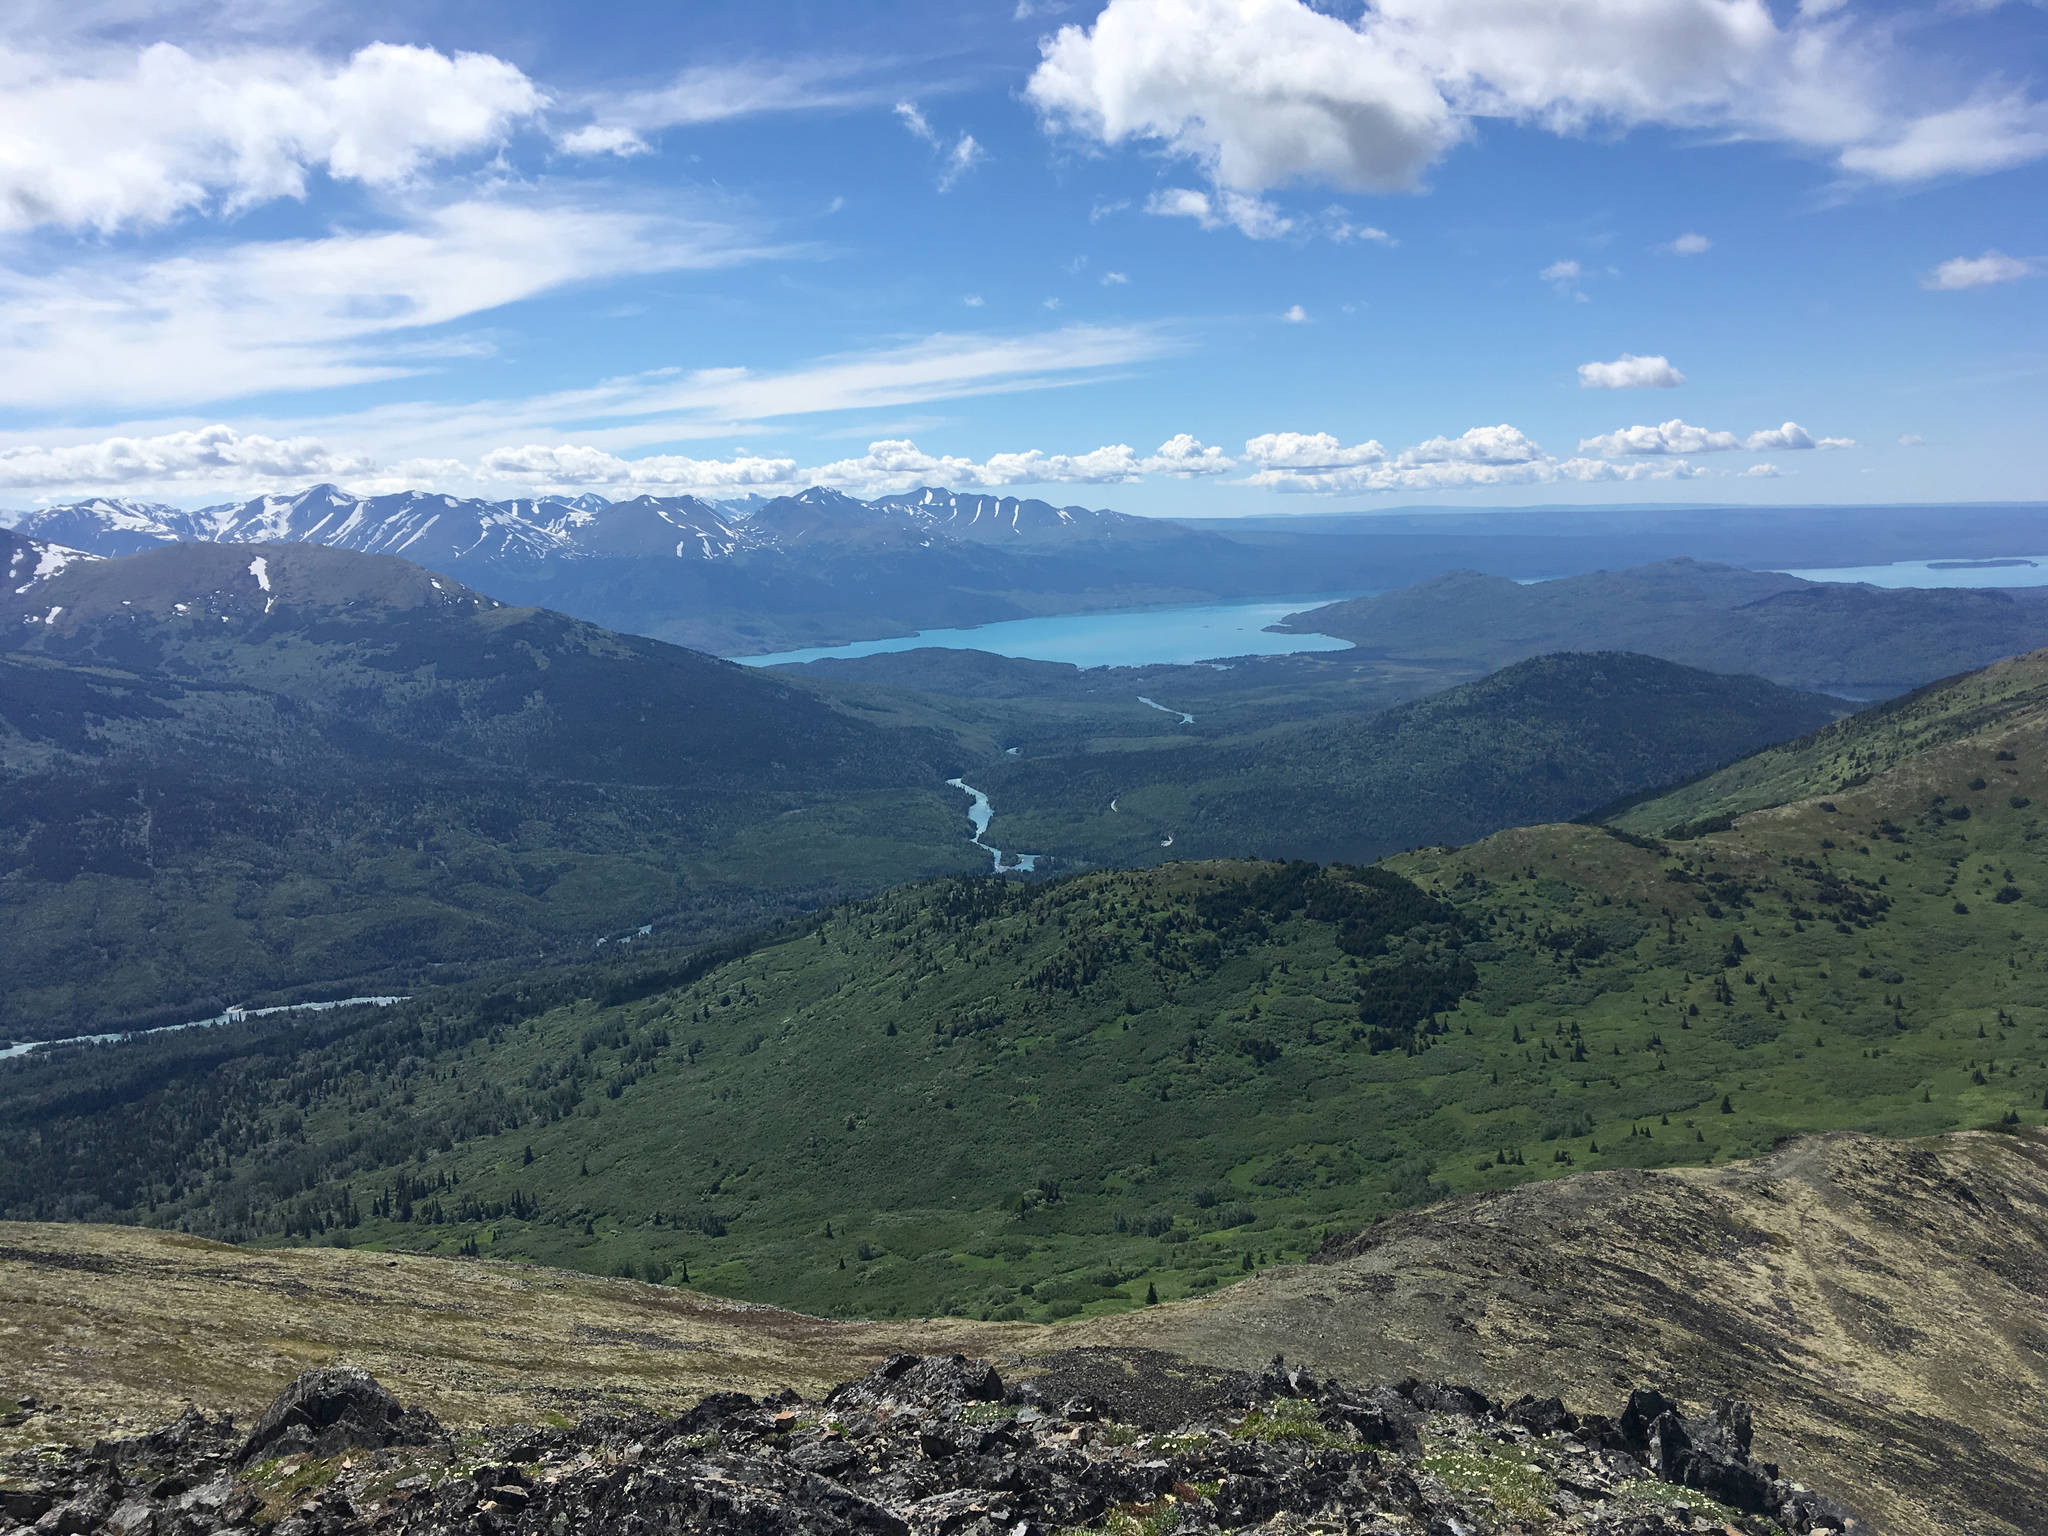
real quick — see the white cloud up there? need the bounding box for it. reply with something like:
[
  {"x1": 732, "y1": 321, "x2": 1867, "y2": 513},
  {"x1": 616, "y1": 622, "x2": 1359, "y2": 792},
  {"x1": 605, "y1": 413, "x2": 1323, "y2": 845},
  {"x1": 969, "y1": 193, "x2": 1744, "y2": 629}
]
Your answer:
[
  {"x1": 0, "y1": 195, "x2": 774, "y2": 410},
  {"x1": 1243, "y1": 432, "x2": 1388, "y2": 471},
  {"x1": 557, "y1": 123, "x2": 651, "y2": 158},
  {"x1": 804, "y1": 437, "x2": 1192, "y2": 494},
  {"x1": 939, "y1": 133, "x2": 985, "y2": 191},
  {"x1": 1142, "y1": 434, "x2": 1235, "y2": 477},
  {"x1": 1666, "y1": 232, "x2": 1712, "y2": 255},
  {"x1": 1744, "y1": 420, "x2": 1853, "y2": 450},
  {"x1": 1578, "y1": 353, "x2": 1686, "y2": 389},
  {"x1": 1581, "y1": 419, "x2": 1739, "y2": 455},
  {"x1": 1030, "y1": 0, "x2": 1463, "y2": 197},
  {"x1": 1581, "y1": 418, "x2": 1852, "y2": 456},
  {"x1": 1025, "y1": 0, "x2": 2048, "y2": 235},
  {"x1": 1898, "y1": 433, "x2": 1927, "y2": 447},
  {"x1": 1145, "y1": 186, "x2": 1293, "y2": 238},
  {"x1": 1838, "y1": 98, "x2": 2048, "y2": 181},
  {"x1": 477, "y1": 443, "x2": 800, "y2": 491},
  {"x1": 0, "y1": 424, "x2": 375, "y2": 490},
  {"x1": 1402, "y1": 425, "x2": 1544, "y2": 464},
  {"x1": 1244, "y1": 427, "x2": 1709, "y2": 494},
  {"x1": 563, "y1": 59, "x2": 895, "y2": 151},
  {"x1": 1101, "y1": 271, "x2": 1130, "y2": 285},
  {"x1": 1541, "y1": 259, "x2": 1587, "y2": 300},
  {"x1": 894, "y1": 100, "x2": 938, "y2": 144},
  {"x1": 1281, "y1": 304, "x2": 1309, "y2": 324},
  {"x1": 185, "y1": 324, "x2": 1179, "y2": 472},
  {"x1": 963, "y1": 294, "x2": 986, "y2": 306},
  {"x1": 0, "y1": 42, "x2": 544, "y2": 234},
  {"x1": 0, "y1": 422, "x2": 1237, "y2": 499},
  {"x1": 1924, "y1": 251, "x2": 2039, "y2": 289},
  {"x1": 896, "y1": 99, "x2": 983, "y2": 190},
  {"x1": 1740, "y1": 462, "x2": 1785, "y2": 477}
]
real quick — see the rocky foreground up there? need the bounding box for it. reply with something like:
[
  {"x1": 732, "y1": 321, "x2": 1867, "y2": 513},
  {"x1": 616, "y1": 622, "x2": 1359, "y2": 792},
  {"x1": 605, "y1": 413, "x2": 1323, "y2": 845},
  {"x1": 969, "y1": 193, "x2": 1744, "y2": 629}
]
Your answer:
[{"x1": 2, "y1": 1352, "x2": 1854, "y2": 1536}]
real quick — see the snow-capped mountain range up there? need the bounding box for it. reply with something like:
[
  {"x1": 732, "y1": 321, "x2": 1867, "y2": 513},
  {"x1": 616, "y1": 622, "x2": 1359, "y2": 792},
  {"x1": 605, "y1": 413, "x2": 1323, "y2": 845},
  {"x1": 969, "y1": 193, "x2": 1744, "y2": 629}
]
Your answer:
[{"x1": 3, "y1": 484, "x2": 1166, "y2": 570}]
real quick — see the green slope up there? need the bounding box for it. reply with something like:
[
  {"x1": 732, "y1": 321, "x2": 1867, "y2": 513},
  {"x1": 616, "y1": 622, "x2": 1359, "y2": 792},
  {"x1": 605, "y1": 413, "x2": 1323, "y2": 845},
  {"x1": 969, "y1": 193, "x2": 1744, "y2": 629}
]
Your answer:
[
  {"x1": 0, "y1": 543, "x2": 976, "y2": 1036},
  {"x1": 7, "y1": 650, "x2": 2047, "y2": 1324},
  {"x1": 1604, "y1": 647, "x2": 2048, "y2": 834},
  {"x1": 986, "y1": 651, "x2": 1842, "y2": 865}
]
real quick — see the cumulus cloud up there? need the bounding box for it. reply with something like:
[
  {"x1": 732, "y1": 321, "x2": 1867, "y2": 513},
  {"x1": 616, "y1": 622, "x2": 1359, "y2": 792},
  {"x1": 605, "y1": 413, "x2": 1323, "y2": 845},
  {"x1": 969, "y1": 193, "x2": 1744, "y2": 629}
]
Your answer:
[
  {"x1": 806, "y1": 435, "x2": 1236, "y2": 493},
  {"x1": 0, "y1": 42, "x2": 544, "y2": 234},
  {"x1": 0, "y1": 424, "x2": 376, "y2": 490},
  {"x1": 1745, "y1": 421, "x2": 1853, "y2": 450},
  {"x1": 1740, "y1": 462, "x2": 1785, "y2": 477},
  {"x1": 1240, "y1": 422, "x2": 1685, "y2": 493},
  {"x1": 1666, "y1": 232, "x2": 1712, "y2": 255},
  {"x1": 1580, "y1": 419, "x2": 1740, "y2": 456},
  {"x1": 1578, "y1": 353, "x2": 1686, "y2": 389},
  {"x1": 1580, "y1": 418, "x2": 1853, "y2": 456},
  {"x1": 1025, "y1": 0, "x2": 2048, "y2": 235},
  {"x1": 1924, "y1": 251, "x2": 2039, "y2": 289},
  {"x1": 477, "y1": 444, "x2": 801, "y2": 491},
  {"x1": 1898, "y1": 433, "x2": 1927, "y2": 446},
  {"x1": 1142, "y1": 434, "x2": 1236, "y2": 477},
  {"x1": 1281, "y1": 304, "x2": 1310, "y2": 323},
  {"x1": 1243, "y1": 432, "x2": 1388, "y2": 471}
]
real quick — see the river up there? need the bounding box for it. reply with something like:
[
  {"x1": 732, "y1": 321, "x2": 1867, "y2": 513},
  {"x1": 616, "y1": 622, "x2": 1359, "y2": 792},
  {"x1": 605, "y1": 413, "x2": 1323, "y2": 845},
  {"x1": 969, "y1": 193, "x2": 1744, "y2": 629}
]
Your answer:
[
  {"x1": 947, "y1": 778, "x2": 1040, "y2": 873},
  {"x1": 0, "y1": 995, "x2": 409, "y2": 1062}
]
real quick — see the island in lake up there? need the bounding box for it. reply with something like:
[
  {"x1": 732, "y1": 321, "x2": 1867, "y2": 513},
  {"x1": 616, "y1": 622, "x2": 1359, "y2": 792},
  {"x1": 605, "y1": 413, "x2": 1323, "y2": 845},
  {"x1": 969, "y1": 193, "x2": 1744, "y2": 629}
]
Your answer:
[{"x1": 1927, "y1": 557, "x2": 2039, "y2": 570}]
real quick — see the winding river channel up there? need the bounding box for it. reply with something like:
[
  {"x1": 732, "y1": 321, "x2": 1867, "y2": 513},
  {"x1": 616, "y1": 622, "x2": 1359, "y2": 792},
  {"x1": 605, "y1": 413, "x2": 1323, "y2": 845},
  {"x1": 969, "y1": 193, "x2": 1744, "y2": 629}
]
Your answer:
[
  {"x1": 947, "y1": 778, "x2": 1040, "y2": 873},
  {"x1": 0, "y1": 996, "x2": 408, "y2": 1062}
]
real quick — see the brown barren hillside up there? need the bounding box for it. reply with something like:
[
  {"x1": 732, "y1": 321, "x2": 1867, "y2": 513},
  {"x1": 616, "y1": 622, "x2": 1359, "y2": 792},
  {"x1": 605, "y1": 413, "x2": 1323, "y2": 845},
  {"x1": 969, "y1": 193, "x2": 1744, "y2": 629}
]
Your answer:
[{"x1": 5, "y1": 1128, "x2": 2045, "y2": 1534}]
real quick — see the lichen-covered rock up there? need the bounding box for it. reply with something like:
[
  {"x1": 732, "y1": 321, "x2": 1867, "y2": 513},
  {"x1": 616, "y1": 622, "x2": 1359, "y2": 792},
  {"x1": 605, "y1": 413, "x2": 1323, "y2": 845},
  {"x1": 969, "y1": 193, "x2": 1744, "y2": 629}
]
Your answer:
[
  {"x1": 0, "y1": 1355, "x2": 1862, "y2": 1536},
  {"x1": 236, "y1": 1367, "x2": 443, "y2": 1466}
]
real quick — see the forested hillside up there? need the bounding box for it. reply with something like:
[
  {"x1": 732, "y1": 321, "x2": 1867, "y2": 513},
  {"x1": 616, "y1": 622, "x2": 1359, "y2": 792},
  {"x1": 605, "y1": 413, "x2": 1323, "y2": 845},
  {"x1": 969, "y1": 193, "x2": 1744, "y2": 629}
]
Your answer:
[{"x1": 6, "y1": 648, "x2": 2045, "y2": 1324}]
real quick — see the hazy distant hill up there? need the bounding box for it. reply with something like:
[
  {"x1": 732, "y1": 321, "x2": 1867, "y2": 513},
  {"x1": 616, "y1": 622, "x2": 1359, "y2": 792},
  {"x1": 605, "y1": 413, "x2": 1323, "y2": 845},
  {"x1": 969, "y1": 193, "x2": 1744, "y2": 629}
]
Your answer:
[
  {"x1": 984, "y1": 651, "x2": 1844, "y2": 865},
  {"x1": 1285, "y1": 558, "x2": 2048, "y2": 695}
]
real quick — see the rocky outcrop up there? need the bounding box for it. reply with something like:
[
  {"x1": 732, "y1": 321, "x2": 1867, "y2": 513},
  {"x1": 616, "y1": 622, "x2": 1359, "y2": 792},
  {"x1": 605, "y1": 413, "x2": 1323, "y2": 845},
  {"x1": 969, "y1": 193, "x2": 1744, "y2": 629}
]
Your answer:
[
  {"x1": 0, "y1": 1354, "x2": 1857, "y2": 1536},
  {"x1": 234, "y1": 1368, "x2": 442, "y2": 1466}
]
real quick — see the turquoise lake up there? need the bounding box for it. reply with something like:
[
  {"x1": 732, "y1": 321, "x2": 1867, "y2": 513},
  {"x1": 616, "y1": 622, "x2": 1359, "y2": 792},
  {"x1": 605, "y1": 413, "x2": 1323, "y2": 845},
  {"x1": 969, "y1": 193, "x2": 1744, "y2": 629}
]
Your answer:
[
  {"x1": 1773, "y1": 556, "x2": 2048, "y2": 589},
  {"x1": 732, "y1": 596, "x2": 1361, "y2": 669}
]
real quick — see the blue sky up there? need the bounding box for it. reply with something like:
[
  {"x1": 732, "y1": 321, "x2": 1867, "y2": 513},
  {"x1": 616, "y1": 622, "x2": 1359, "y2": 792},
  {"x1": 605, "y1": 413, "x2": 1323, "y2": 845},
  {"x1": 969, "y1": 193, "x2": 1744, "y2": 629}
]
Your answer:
[{"x1": 0, "y1": 0, "x2": 2043, "y2": 514}]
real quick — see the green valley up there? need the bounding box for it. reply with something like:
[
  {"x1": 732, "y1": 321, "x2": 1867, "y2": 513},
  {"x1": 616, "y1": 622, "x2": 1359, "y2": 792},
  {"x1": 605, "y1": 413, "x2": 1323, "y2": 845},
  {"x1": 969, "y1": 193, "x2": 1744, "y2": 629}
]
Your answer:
[{"x1": 7, "y1": 651, "x2": 2047, "y2": 1327}]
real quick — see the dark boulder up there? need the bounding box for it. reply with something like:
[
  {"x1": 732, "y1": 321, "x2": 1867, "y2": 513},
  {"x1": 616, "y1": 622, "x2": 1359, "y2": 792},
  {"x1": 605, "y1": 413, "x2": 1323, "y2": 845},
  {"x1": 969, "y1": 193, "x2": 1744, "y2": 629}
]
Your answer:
[
  {"x1": 825, "y1": 1353, "x2": 1003, "y2": 1414},
  {"x1": 236, "y1": 1367, "x2": 442, "y2": 1466}
]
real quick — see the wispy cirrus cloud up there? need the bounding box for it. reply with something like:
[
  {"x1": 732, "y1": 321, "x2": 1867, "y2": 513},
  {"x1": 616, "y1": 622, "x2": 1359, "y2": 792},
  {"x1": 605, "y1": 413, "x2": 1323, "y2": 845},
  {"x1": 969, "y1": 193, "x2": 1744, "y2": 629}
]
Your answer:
[{"x1": 0, "y1": 323, "x2": 1182, "y2": 495}]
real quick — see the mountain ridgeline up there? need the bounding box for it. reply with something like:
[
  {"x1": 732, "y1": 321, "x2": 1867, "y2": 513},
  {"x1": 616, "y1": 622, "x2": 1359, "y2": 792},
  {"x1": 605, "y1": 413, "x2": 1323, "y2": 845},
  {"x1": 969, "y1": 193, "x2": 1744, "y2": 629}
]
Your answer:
[{"x1": 8, "y1": 484, "x2": 1395, "y2": 656}]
